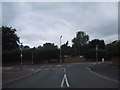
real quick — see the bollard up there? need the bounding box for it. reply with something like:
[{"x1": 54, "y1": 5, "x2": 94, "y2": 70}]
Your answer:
[{"x1": 102, "y1": 58, "x2": 104, "y2": 63}]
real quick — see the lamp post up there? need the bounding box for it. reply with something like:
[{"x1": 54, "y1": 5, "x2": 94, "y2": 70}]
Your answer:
[
  {"x1": 19, "y1": 43, "x2": 24, "y2": 70},
  {"x1": 96, "y1": 45, "x2": 99, "y2": 63},
  {"x1": 60, "y1": 36, "x2": 62, "y2": 63},
  {"x1": 32, "y1": 52, "x2": 33, "y2": 65}
]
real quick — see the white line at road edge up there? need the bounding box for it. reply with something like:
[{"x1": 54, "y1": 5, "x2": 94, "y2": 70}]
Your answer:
[
  {"x1": 61, "y1": 74, "x2": 70, "y2": 88},
  {"x1": 41, "y1": 66, "x2": 46, "y2": 68},
  {"x1": 86, "y1": 67, "x2": 119, "y2": 83},
  {"x1": 3, "y1": 70, "x2": 37, "y2": 85},
  {"x1": 45, "y1": 69, "x2": 49, "y2": 70},
  {"x1": 56, "y1": 65, "x2": 62, "y2": 67}
]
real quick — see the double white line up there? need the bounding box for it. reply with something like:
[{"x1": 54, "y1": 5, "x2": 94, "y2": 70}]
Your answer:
[{"x1": 61, "y1": 68, "x2": 70, "y2": 88}]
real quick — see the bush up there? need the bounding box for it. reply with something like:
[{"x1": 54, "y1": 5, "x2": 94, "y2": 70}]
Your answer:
[
  {"x1": 2, "y1": 49, "x2": 20, "y2": 64},
  {"x1": 106, "y1": 41, "x2": 119, "y2": 57},
  {"x1": 2, "y1": 47, "x2": 59, "y2": 64}
]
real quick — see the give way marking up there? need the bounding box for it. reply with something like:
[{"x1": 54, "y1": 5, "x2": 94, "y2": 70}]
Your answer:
[{"x1": 61, "y1": 68, "x2": 70, "y2": 88}]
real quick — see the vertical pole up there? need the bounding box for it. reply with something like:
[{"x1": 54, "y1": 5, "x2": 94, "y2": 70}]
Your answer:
[
  {"x1": 21, "y1": 49, "x2": 23, "y2": 70},
  {"x1": 79, "y1": 39, "x2": 81, "y2": 57},
  {"x1": 20, "y1": 43, "x2": 23, "y2": 71},
  {"x1": 60, "y1": 36, "x2": 62, "y2": 63},
  {"x1": 96, "y1": 45, "x2": 98, "y2": 63},
  {"x1": 32, "y1": 52, "x2": 33, "y2": 64}
]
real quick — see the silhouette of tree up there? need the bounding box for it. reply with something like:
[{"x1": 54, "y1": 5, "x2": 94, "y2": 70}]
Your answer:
[
  {"x1": 72, "y1": 31, "x2": 89, "y2": 48},
  {"x1": 24, "y1": 45, "x2": 30, "y2": 49},
  {"x1": 61, "y1": 41, "x2": 71, "y2": 56},
  {"x1": 43, "y1": 43, "x2": 58, "y2": 49},
  {"x1": 106, "y1": 40, "x2": 119, "y2": 57},
  {"x1": 88, "y1": 39, "x2": 106, "y2": 49},
  {"x1": 2, "y1": 26, "x2": 20, "y2": 51},
  {"x1": 72, "y1": 31, "x2": 89, "y2": 56}
]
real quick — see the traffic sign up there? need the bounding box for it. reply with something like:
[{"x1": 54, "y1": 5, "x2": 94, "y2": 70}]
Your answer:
[{"x1": 19, "y1": 44, "x2": 24, "y2": 50}]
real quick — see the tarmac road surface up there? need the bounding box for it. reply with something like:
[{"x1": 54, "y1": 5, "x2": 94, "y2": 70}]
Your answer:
[{"x1": 3, "y1": 63, "x2": 118, "y2": 88}]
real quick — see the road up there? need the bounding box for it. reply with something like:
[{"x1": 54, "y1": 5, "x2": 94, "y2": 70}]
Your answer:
[{"x1": 3, "y1": 63, "x2": 118, "y2": 88}]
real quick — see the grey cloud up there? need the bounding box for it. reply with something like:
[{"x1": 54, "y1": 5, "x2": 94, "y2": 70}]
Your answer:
[
  {"x1": 2, "y1": 2, "x2": 118, "y2": 47},
  {"x1": 0, "y1": 2, "x2": 2, "y2": 26}
]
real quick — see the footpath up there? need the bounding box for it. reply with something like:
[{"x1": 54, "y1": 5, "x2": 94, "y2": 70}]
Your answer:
[
  {"x1": 88, "y1": 62, "x2": 120, "y2": 81},
  {"x1": 2, "y1": 66, "x2": 36, "y2": 85}
]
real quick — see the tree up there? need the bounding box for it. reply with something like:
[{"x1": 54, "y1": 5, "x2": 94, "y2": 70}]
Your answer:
[
  {"x1": 72, "y1": 31, "x2": 89, "y2": 47},
  {"x1": 88, "y1": 39, "x2": 106, "y2": 49},
  {"x1": 61, "y1": 41, "x2": 71, "y2": 56},
  {"x1": 24, "y1": 45, "x2": 30, "y2": 49},
  {"x1": 84, "y1": 39, "x2": 106, "y2": 60},
  {"x1": 32, "y1": 43, "x2": 59, "y2": 63},
  {"x1": 2, "y1": 26, "x2": 20, "y2": 51},
  {"x1": 72, "y1": 31, "x2": 89, "y2": 56},
  {"x1": 43, "y1": 43, "x2": 58, "y2": 49},
  {"x1": 106, "y1": 40, "x2": 119, "y2": 57},
  {"x1": 37, "y1": 45, "x2": 42, "y2": 49}
]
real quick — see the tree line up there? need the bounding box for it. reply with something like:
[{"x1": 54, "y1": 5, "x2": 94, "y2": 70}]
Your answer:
[{"x1": 1, "y1": 26, "x2": 119, "y2": 64}]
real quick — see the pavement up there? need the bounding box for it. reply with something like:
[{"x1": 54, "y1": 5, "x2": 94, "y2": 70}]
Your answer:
[
  {"x1": 2, "y1": 66, "x2": 37, "y2": 85},
  {"x1": 2, "y1": 62, "x2": 119, "y2": 88},
  {"x1": 88, "y1": 62, "x2": 120, "y2": 81}
]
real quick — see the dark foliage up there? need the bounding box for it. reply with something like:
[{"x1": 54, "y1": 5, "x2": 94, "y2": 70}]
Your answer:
[
  {"x1": 88, "y1": 39, "x2": 106, "y2": 49},
  {"x1": 2, "y1": 26, "x2": 20, "y2": 51},
  {"x1": 2, "y1": 26, "x2": 119, "y2": 63}
]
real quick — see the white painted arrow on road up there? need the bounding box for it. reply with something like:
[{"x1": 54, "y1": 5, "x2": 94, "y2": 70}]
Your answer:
[{"x1": 61, "y1": 74, "x2": 70, "y2": 88}]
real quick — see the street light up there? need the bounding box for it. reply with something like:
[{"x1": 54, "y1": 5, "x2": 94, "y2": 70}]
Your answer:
[
  {"x1": 60, "y1": 36, "x2": 62, "y2": 63},
  {"x1": 19, "y1": 43, "x2": 24, "y2": 70},
  {"x1": 32, "y1": 52, "x2": 33, "y2": 65},
  {"x1": 96, "y1": 45, "x2": 99, "y2": 63}
]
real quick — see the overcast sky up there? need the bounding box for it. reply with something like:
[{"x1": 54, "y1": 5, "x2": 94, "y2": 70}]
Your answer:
[{"x1": 2, "y1": 2, "x2": 118, "y2": 48}]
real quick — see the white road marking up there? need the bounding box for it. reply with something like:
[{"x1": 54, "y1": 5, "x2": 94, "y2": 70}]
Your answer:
[
  {"x1": 49, "y1": 65, "x2": 52, "y2": 67},
  {"x1": 86, "y1": 67, "x2": 119, "y2": 83},
  {"x1": 3, "y1": 67, "x2": 12, "y2": 70},
  {"x1": 61, "y1": 74, "x2": 70, "y2": 88},
  {"x1": 41, "y1": 66, "x2": 46, "y2": 68},
  {"x1": 31, "y1": 69, "x2": 34, "y2": 71},
  {"x1": 67, "y1": 65, "x2": 69, "y2": 67},
  {"x1": 38, "y1": 69, "x2": 42, "y2": 71},
  {"x1": 92, "y1": 63, "x2": 96, "y2": 65},
  {"x1": 56, "y1": 65, "x2": 62, "y2": 67},
  {"x1": 36, "y1": 69, "x2": 42, "y2": 73},
  {"x1": 52, "y1": 68, "x2": 57, "y2": 70},
  {"x1": 45, "y1": 68, "x2": 49, "y2": 70}
]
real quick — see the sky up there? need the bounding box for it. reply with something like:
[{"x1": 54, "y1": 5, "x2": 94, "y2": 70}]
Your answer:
[{"x1": 2, "y1": 2, "x2": 118, "y2": 48}]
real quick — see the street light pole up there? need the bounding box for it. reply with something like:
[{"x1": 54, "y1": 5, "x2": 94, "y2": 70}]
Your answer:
[
  {"x1": 20, "y1": 43, "x2": 23, "y2": 70},
  {"x1": 32, "y1": 52, "x2": 33, "y2": 65},
  {"x1": 96, "y1": 45, "x2": 99, "y2": 63},
  {"x1": 60, "y1": 36, "x2": 62, "y2": 63}
]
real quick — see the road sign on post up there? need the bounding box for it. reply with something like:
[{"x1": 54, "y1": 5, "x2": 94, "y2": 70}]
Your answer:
[
  {"x1": 19, "y1": 43, "x2": 24, "y2": 70},
  {"x1": 19, "y1": 44, "x2": 24, "y2": 50}
]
